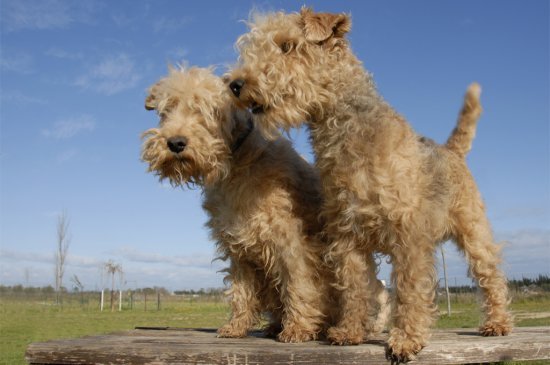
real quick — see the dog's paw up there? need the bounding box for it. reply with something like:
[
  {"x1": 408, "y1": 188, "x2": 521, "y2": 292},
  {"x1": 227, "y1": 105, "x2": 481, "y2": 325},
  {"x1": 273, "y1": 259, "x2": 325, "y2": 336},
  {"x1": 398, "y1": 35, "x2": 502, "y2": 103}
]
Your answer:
[
  {"x1": 386, "y1": 328, "x2": 424, "y2": 363},
  {"x1": 327, "y1": 325, "x2": 363, "y2": 345},
  {"x1": 217, "y1": 324, "x2": 247, "y2": 338},
  {"x1": 480, "y1": 321, "x2": 512, "y2": 336},
  {"x1": 277, "y1": 324, "x2": 317, "y2": 343}
]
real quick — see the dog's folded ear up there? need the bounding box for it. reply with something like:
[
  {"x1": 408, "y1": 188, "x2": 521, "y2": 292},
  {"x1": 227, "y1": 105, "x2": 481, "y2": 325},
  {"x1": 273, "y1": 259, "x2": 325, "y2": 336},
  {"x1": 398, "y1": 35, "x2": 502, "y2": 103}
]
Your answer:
[
  {"x1": 145, "y1": 96, "x2": 156, "y2": 110},
  {"x1": 300, "y1": 7, "x2": 351, "y2": 43},
  {"x1": 145, "y1": 86, "x2": 158, "y2": 110}
]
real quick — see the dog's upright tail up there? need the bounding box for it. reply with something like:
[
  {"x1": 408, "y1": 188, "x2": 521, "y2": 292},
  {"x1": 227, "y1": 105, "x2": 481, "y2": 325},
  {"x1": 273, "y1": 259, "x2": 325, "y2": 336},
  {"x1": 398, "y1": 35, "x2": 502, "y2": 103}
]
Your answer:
[{"x1": 446, "y1": 83, "x2": 483, "y2": 158}]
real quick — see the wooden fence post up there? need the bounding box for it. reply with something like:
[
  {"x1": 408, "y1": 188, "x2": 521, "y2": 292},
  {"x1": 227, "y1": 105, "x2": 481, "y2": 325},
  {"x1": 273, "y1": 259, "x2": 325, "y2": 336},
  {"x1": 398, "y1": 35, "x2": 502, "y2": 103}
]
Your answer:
[{"x1": 441, "y1": 247, "x2": 451, "y2": 316}]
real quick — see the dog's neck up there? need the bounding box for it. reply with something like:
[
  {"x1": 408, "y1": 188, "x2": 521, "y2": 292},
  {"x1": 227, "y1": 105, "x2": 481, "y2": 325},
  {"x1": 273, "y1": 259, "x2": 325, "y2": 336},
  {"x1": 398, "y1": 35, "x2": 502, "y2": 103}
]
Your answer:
[
  {"x1": 231, "y1": 115, "x2": 254, "y2": 154},
  {"x1": 308, "y1": 65, "x2": 396, "y2": 174},
  {"x1": 311, "y1": 60, "x2": 388, "y2": 124}
]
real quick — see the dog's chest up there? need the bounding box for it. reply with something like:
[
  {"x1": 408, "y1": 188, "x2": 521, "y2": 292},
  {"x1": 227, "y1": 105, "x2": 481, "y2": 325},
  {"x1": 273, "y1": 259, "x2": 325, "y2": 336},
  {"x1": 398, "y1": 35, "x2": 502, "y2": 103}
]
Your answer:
[{"x1": 203, "y1": 186, "x2": 269, "y2": 254}]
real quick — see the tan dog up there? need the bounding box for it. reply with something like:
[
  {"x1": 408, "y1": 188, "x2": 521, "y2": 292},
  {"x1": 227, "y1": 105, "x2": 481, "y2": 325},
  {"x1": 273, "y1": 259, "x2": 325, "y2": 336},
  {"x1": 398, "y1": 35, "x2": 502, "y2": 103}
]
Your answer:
[
  {"x1": 228, "y1": 8, "x2": 512, "y2": 361},
  {"x1": 141, "y1": 66, "x2": 388, "y2": 342}
]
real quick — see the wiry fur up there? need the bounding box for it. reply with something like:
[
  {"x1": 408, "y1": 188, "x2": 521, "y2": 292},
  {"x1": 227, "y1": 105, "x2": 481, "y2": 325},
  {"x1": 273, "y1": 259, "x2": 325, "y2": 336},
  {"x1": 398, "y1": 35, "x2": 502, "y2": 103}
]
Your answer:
[
  {"x1": 141, "y1": 66, "x2": 389, "y2": 342},
  {"x1": 228, "y1": 8, "x2": 512, "y2": 361}
]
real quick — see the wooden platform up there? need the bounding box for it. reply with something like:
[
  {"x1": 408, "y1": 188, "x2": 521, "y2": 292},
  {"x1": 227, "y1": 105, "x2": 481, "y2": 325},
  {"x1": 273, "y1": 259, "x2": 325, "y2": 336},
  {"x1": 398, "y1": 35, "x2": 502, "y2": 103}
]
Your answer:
[{"x1": 26, "y1": 326, "x2": 550, "y2": 364}]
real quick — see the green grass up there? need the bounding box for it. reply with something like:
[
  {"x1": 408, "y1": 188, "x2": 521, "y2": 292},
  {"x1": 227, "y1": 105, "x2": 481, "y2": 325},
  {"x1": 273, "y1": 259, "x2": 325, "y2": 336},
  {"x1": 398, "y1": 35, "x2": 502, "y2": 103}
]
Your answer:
[
  {"x1": 1, "y1": 293, "x2": 549, "y2": 365},
  {"x1": 0, "y1": 297, "x2": 230, "y2": 365},
  {"x1": 436, "y1": 293, "x2": 550, "y2": 328}
]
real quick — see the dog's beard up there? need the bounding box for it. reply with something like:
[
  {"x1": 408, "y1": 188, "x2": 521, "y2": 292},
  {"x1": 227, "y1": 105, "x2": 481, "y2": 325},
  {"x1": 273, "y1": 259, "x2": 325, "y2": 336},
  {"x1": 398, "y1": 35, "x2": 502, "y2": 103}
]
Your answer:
[
  {"x1": 141, "y1": 129, "x2": 229, "y2": 187},
  {"x1": 154, "y1": 156, "x2": 201, "y2": 187}
]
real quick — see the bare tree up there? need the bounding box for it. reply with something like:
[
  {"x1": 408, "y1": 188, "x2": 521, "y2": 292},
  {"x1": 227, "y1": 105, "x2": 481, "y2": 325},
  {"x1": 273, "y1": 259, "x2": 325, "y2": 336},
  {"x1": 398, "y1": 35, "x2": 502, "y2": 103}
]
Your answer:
[
  {"x1": 70, "y1": 273, "x2": 83, "y2": 292},
  {"x1": 54, "y1": 211, "x2": 71, "y2": 305},
  {"x1": 104, "y1": 260, "x2": 123, "y2": 311},
  {"x1": 70, "y1": 274, "x2": 84, "y2": 305}
]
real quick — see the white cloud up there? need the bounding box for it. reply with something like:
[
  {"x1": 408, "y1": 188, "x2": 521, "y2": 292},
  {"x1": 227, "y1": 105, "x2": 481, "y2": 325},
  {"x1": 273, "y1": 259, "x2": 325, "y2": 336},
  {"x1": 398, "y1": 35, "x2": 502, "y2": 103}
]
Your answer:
[
  {"x1": 0, "y1": 52, "x2": 34, "y2": 74},
  {"x1": 121, "y1": 265, "x2": 225, "y2": 291},
  {"x1": 110, "y1": 3, "x2": 152, "y2": 29},
  {"x1": 56, "y1": 149, "x2": 78, "y2": 164},
  {"x1": 498, "y1": 229, "x2": 550, "y2": 276},
  {"x1": 45, "y1": 47, "x2": 84, "y2": 60},
  {"x1": 75, "y1": 54, "x2": 141, "y2": 95},
  {"x1": 1, "y1": 90, "x2": 47, "y2": 105},
  {"x1": 111, "y1": 13, "x2": 134, "y2": 28},
  {"x1": 2, "y1": 0, "x2": 72, "y2": 31},
  {"x1": 495, "y1": 205, "x2": 549, "y2": 221},
  {"x1": 0, "y1": 246, "x2": 225, "y2": 290},
  {"x1": 498, "y1": 229, "x2": 549, "y2": 249},
  {"x1": 1, "y1": 0, "x2": 97, "y2": 32},
  {"x1": 0, "y1": 249, "x2": 104, "y2": 269},
  {"x1": 435, "y1": 229, "x2": 550, "y2": 283},
  {"x1": 166, "y1": 47, "x2": 190, "y2": 63},
  {"x1": 152, "y1": 16, "x2": 193, "y2": 34},
  {"x1": 113, "y1": 246, "x2": 219, "y2": 269},
  {"x1": 68, "y1": 254, "x2": 105, "y2": 269},
  {"x1": 42, "y1": 114, "x2": 96, "y2": 139},
  {"x1": 376, "y1": 229, "x2": 550, "y2": 286},
  {"x1": 0, "y1": 248, "x2": 53, "y2": 264},
  {"x1": 2, "y1": 230, "x2": 547, "y2": 291}
]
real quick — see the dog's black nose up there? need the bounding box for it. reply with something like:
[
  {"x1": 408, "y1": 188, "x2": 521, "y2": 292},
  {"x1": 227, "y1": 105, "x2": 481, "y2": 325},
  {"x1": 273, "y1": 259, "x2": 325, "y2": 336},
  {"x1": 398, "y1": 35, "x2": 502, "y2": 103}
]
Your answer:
[
  {"x1": 167, "y1": 136, "x2": 187, "y2": 154},
  {"x1": 229, "y1": 79, "x2": 245, "y2": 97}
]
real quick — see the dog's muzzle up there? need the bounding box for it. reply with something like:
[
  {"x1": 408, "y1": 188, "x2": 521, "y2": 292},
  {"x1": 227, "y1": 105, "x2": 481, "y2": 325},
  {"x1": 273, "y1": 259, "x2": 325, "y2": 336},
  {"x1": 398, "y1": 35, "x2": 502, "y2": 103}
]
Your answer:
[
  {"x1": 167, "y1": 136, "x2": 187, "y2": 154},
  {"x1": 229, "y1": 78, "x2": 264, "y2": 114}
]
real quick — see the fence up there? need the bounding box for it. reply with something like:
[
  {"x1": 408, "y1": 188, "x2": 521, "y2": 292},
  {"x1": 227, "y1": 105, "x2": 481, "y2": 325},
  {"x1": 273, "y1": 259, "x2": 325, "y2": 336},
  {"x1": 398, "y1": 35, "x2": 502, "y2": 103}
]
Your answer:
[
  {"x1": 0, "y1": 287, "x2": 226, "y2": 312},
  {"x1": 1, "y1": 273, "x2": 548, "y2": 311}
]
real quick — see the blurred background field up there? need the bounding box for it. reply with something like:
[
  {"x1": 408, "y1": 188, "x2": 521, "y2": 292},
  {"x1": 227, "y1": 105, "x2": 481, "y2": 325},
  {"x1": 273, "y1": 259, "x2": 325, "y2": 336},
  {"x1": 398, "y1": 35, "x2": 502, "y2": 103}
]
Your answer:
[
  {"x1": 1, "y1": 283, "x2": 549, "y2": 365},
  {"x1": 1, "y1": 288, "x2": 228, "y2": 365}
]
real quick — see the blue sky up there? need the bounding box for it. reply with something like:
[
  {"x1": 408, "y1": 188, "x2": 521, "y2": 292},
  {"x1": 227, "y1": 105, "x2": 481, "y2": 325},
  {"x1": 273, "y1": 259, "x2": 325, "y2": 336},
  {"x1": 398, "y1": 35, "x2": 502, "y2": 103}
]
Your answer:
[{"x1": 1, "y1": 0, "x2": 548, "y2": 291}]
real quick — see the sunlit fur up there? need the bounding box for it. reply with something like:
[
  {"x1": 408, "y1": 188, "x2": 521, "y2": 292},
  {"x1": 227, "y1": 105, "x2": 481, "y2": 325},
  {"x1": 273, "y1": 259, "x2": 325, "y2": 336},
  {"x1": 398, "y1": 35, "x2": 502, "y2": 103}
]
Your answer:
[
  {"x1": 142, "y1": 66, "x2": 233, "y2": 187},
  {"x1": 141, "y1": 66, "x2": 389, "y2": 342},
  {"x1": 228, "y1": 8, "x2": 512, "y2": 361}
]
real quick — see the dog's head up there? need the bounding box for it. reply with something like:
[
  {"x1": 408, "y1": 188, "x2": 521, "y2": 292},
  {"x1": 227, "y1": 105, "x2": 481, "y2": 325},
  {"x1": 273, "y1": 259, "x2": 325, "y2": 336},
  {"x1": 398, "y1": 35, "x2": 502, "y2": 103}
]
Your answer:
[
  {"x1": 226, "y1": 7, "x2": 353, "y2": 137},
  {"x1": 141, "y1": 66, "x2": 236, "y2": 187}
]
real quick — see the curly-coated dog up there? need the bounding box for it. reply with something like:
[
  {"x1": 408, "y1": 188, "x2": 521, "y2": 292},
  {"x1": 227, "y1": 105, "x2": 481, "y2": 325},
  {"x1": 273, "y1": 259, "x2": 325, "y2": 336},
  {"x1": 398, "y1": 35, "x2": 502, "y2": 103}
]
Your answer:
[
  {"x1": 227, "y1": 8, "x2": 512, "y2": 361},
  {"x1": 141, "y1": 66, "x2": 388, "y2": 342}
]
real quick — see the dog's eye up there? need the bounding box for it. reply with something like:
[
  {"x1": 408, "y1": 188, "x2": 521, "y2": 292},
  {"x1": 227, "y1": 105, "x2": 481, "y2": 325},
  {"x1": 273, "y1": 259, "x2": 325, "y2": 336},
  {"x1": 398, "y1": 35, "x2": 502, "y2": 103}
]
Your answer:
[{"x1": 280, "y1": 41, "x2": 294, "y2": 54}]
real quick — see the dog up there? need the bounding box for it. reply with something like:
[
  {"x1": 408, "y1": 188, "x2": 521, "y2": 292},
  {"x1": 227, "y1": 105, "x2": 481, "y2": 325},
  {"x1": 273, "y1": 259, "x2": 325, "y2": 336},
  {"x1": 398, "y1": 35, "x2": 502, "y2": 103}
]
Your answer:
[
  {"x1": 141, "y1": 66, "x2": 388, "y2": 342},
  {"x1": 227, "y1": 8, "x2": 512, "y2": 361}
]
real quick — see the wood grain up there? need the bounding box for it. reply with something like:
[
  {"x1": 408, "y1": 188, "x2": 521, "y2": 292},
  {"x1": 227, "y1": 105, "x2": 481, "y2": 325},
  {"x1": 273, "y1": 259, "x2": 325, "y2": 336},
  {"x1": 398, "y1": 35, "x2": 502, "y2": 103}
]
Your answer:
[{"x1": 26, "y1": 326, "x2": 550, "y2": 364}]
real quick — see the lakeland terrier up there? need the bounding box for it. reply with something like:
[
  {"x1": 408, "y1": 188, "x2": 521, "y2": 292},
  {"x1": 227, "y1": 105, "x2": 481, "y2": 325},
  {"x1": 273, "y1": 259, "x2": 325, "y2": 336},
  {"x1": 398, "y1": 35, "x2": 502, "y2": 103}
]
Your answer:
[
  {"x1": 227, "y1": 8, "x2": 512, "y2": 361},
  {"x1": 141, "y1": 66, "x2": 389, "y2": 342}
]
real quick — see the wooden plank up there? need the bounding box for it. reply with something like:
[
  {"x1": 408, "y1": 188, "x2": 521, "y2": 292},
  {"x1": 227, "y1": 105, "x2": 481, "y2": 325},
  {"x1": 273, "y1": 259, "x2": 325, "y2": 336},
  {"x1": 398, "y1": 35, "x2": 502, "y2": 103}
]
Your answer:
[{"x1": 26, "y1": 326, "x2": 550, "y2": 365}]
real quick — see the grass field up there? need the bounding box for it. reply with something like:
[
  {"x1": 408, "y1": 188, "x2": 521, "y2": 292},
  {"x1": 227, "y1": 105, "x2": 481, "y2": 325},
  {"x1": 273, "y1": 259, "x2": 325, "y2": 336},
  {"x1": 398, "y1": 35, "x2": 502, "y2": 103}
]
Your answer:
[{"x1": 1, "y1": 293, "x2": 549, "y2": 365}]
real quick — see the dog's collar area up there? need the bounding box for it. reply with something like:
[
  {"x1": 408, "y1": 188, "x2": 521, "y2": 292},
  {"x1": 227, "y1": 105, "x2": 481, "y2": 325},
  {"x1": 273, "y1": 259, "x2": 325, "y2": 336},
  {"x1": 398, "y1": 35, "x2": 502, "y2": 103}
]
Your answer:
[
  {"x1": 231, "y1": 117, "x2": 254, "y2": 153},
  {"x1": 250, "y1": 101, "x2": 264, "y2": 114}
]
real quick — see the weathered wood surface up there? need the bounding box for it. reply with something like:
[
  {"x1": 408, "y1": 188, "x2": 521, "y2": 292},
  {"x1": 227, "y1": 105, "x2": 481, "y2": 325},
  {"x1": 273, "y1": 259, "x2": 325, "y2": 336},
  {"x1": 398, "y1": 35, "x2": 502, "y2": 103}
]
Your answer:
[{"x1": 26, "y1": 326, "x2": 550, "y2": 365}]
